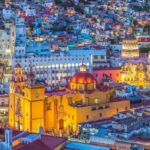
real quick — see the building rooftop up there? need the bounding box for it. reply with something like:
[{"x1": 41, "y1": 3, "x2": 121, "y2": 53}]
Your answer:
[
  {"x1": 94, "y1": 67, "x2": 121, "y2": 71},
  {"x1": 110, "y1": 97, "x2": 129, "y2": 103},
  {"x1": 0, "y1": 128, "x2": 67, "y2": 150},
  {"x1": 14, "y1": 135, "x2": 67, "y2": 150}
]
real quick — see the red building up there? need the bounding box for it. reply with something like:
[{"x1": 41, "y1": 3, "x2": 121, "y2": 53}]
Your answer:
[
  {"x1": 137, "y1": 36, "x2": 150, "y2": 45},
  {"x1": 93, "y1": 67, "x2": 121, "y2": 83}
]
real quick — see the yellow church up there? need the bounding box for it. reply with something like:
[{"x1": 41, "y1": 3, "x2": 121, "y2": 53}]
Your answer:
[
  {"x1": 9, "y1": 64, "x2": 130, "y2": 135},
  {"x1": 119, "y1": 62, "x2": 149, "y2": 88}
]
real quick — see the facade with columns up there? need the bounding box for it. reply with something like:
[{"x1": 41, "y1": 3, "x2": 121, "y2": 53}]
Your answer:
[
  {"x1": 12, "y1": 50, "x2": 108, "y2": 85},
  {"x1": 119, "y1": 62, "x2": 150, "y2": 88},
  {"x1": 121, "y1": 28, "x2": 139, "y2": 58}
]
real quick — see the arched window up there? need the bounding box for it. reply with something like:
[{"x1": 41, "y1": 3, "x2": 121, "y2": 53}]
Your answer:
[
  {"x1": 116, "y1": 108, "x2": 119, "y2": 113},
  {"x1": 59, "y1": 119, "x2": 64, "y2": 130},
  {"x1": 86, "y1": 115, "x2": 89, "y2": 120},
  {"x1": 99, "y1": 113, "x2": 102, "y2": 117}
]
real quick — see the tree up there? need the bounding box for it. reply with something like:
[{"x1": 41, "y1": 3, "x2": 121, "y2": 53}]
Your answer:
[{"x1": 133, "y1": 19, "x2": 138, "y2": 26}]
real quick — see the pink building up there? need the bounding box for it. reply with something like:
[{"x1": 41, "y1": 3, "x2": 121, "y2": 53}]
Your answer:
[{"x1": 93, "y1": 67, "x2": 121, "y2": 83}]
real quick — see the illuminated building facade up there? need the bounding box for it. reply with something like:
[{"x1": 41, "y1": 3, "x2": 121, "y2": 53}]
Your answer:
[
  {"x1": 9, "y1": 64, "x2": 130, "y2": 135},
  {"x1": 119, "y1": 62, "x2": 149, "y2": 88},
  {"x1": 0, "y1": 22, "x2": 14, "y2": 83},
  {"x1": 9, "y1": 64, "x2": 45, "y2": 131},
  {"x1": 69, "y1": 64, "x2": 96, "y2": 91},
  {"x1": 0, "y1": 22, "x2": 15, "y2": 83},
  {"x1": 12, "y1": 50, "x2": 108, "y2": 85},
  {"x1": 121, "y1": 28, "x2": 139, "y2": 58}
]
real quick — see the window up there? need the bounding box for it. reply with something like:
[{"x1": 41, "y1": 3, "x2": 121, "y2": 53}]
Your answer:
[
  {"x1": 95, "y1": 99, "x2": 98, "y2": 104},
  {"x1": 91, "y1": 107, "x2": 96, "y2": 111},
  {"x1": 95, "y1": 73, "x2": 98, "y2": 77},
  {"x1": 87, "y1": 84, "x2": 93, "y2": 90},
  {"x1": 86, "y1": 115, "x2": 89, "y2": 120},
  {"x1": 99, "y1": 113, "x2": 102, "y2": 117},
  {"x1": 1, "y1": 102, "x2": 4, "y2": 106},
  {"x1": 79, "y1": 85, "x2": 83, "y2": 90},
  {"x1": 94, "y1": 56, "x2": 98, "y2": 59},
  {"x1": 71, "y1": 85, "x2": 74, "y2": 89},
  {"x1": 46, "y1": 100, "x2": 51, "y2": 111},
  {"x1": 101, "y1": 56, "x2": 104, "y2": 59},
  {"x1": 116, "y1": 108, "x2": 119, "y2": 112}
]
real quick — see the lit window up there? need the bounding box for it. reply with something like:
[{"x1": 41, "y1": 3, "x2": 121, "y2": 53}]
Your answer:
[
  {"x1": 64, "y1": 64, "x2": 67, "y2": 67},
  {"x1": 87, "y1": 84, "x2": 93, "y2": 90},
  {"x1": 60, "y1": 64, "x2": 63, "y2": 68},
  {"x1": 45, "y1": 99, "x2": 51, "y2": 110},
  {"x1": 95, "y1": 99, "x2": 98, "y2": 104}
]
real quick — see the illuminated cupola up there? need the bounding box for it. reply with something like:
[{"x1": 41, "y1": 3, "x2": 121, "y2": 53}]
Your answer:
[
  {"x1": 121, "y1": 27, "x2": 139, "y2": 58},
  {"x1": 80, "y1": 64, "x2": 87, "y2": 72},
  {"x1": 69, "y1": 64, "x2": 96, "y2": 91}
]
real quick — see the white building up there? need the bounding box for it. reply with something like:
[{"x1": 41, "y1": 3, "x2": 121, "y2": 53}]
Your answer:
[
  {"x1": 12, "y1": 50, "x2": 108, "y2": 85},
  {"x1": 0, "y1": 29, "x2": 11, "y2": 57},
  {"x1": 44, "y1": 0, "x2": 54, "y2": 8},
  {"x1": 0, "y1": 23, "x2": 15, "y2": 83},
  {"x1": 2, "y1": 8, "x2": 13, "y2": 19},
  {"x1": 14, "y1": 18, "x2": 26, "y2": 57},
  {"x1": 23, "y1": 5, "x2": 36, "y2": 16}
]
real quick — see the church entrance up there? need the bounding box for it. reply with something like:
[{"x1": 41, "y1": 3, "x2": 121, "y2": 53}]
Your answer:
[{"x1": 59, "y1": 119, "x2": 64, "y2": 130}]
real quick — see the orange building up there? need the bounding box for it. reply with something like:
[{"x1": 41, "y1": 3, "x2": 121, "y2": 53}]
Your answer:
[{"x1": 9, "y1": 64, "x2": 130, "y2": 135}]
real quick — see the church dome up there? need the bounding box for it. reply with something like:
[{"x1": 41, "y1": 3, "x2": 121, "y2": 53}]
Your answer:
[
  {"x1": 70, "y1": 72, "x2": 95, "y2": 84},
  {"x1": 69, "y1": 64, "x2": 96, "y2": 91}
]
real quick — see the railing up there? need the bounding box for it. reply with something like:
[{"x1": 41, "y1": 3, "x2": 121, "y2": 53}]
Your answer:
[
  {"x1": 20, "y1": 134, "x2": 41, "y2": 144},
  {"x1": 12, "y1": 131, "x2": 27, "y2": 141}
]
